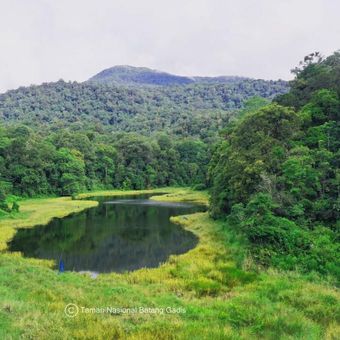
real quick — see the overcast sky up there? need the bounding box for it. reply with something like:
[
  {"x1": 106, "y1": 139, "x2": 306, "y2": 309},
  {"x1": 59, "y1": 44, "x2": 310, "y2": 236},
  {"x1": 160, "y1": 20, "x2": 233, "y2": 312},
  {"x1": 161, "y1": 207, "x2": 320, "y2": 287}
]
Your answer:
[{"x1": 0, "y1": 0, "x2": 339, "y2": 92}]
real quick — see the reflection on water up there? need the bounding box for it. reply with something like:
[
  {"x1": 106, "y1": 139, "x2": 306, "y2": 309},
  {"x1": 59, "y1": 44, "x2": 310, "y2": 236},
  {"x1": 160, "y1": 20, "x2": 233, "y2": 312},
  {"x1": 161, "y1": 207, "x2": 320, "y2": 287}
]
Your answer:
[{"x1": 8, "y1": 196, "x2": 205, "y2": 273}]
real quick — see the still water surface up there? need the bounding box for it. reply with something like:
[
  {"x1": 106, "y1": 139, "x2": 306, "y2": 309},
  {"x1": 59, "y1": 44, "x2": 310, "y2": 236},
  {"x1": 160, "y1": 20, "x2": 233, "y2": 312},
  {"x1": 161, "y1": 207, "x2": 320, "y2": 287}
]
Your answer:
[{"x1": 8, "y1": 195, "x2": 205, "y2": 273}]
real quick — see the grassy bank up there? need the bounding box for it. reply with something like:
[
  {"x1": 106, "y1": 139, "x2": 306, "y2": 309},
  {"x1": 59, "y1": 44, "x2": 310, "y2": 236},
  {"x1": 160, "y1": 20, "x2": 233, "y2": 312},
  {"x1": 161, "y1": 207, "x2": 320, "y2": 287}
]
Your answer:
[
  {"x1": 75, "y1": 188, "x2": 168, "y2": 200},
  {"x1": 0, "y1": 188, "x2": 339, "y2": 339},
  {"x1": 76, "y1": 187, "x2": 209, "y2": 206},
  {"x1": 150, "y1": 189, "x2": 209, "y2": 206}
]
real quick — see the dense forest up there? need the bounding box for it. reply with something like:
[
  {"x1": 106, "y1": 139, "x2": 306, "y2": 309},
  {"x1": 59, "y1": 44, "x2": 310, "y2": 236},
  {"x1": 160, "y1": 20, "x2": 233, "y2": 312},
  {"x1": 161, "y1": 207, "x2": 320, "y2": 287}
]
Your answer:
[
  {"x1": 0, "y1": 129, "x2": 209, "y2": 198},
  {"x1": 209, "y1": 51, "x2": 340, "y2": 281},
  {"x1": 0, "y1": 78, "x2": 287, "y2": 139}
]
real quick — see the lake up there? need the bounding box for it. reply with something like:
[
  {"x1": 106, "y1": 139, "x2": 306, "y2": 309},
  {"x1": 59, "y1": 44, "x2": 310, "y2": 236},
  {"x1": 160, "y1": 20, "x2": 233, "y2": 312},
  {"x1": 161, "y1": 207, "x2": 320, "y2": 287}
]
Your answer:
[{"x1": 8, "y1": 195, "x2": 205, "y2": 274}]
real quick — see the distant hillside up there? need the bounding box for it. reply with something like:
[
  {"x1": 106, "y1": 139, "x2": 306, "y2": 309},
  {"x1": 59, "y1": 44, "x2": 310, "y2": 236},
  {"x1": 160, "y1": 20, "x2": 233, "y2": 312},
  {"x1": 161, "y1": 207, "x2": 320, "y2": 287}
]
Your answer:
[
  {"x1": 88, "y1": 65, "x2": 282, "y2": 87},
  {"x1": 0, "y1": 76, "x2": 288, "y2": 139},
  {"x1": 89, "y1": 66, "x2": 195, "y2": 86}
]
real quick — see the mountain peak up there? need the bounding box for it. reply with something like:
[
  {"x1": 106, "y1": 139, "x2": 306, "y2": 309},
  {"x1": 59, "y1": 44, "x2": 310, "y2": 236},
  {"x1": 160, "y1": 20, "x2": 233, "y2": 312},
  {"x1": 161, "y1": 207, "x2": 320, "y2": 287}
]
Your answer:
[{"x1": 89, "y1": 65, "x2": 194, "y2": 86}]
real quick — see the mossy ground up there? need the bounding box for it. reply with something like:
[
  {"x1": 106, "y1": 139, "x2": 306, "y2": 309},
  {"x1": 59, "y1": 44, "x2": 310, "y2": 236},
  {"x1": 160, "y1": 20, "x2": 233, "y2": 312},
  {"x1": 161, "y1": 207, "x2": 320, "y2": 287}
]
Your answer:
[{"x1": 0, "y1": 188, "x2": 338, "y2": 339}]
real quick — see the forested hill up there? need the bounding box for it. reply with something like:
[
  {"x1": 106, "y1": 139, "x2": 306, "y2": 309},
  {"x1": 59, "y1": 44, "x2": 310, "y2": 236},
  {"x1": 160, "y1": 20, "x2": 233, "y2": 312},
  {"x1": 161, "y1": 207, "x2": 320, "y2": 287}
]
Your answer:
[
  {"x1": 88, "y1": 65, "x2": 195, "y2": 86},
  {"x1": 89, "y1": 65, "x2": 284, "y2": 87},
  {"x1": 0, "y1": 77, "x2": 288, "y2": 138}
]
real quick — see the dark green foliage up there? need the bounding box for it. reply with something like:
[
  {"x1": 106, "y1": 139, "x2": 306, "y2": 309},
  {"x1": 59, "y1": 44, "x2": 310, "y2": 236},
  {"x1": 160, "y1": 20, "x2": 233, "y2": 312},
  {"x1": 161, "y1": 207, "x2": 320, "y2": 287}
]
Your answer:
[
  {"x1": 209, "y1": 51, "x2": 340, "y2": 279},
  {"x1": 0, "y1": 125, "x2": 210, "y2": 196},
  {"x1": 209, "y1": 103, "x2": 299, "y2": 216},
  {"x1": 227, "y1": 194, "x2": 310, "y2": 261},
  {"x1": 11, "y1": 201, "x2": 19, "y2": 212},
  {"x1": 192, "y1": 183, "x2": 206, "y2": 191},
  {"x1": 0, "y1": 188, "x2": 9, "y2": 212},
  {"x1": 276, "y1": 51, "x2": 340, "y2": 109},
  {"x1": 237, "y1": 96, "x2": 269, "y2": 119},
  {"x1": 55, "y1": 148, "x2": 86, "y2": 196}
]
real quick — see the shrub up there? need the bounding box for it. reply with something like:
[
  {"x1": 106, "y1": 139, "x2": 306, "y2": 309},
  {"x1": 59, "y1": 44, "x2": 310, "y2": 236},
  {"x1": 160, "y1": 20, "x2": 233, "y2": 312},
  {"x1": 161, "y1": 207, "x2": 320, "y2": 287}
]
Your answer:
[{"x1": 11, "y1": 201, "x2": 20, "y2": 213}]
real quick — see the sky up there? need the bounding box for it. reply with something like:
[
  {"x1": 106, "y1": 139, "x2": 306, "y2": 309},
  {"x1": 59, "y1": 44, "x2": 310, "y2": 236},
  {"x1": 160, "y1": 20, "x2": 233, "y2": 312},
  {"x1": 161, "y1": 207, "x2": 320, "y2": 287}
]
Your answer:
[{"x1": 0, "y1": 0, "x2": 339, "y2": 92}]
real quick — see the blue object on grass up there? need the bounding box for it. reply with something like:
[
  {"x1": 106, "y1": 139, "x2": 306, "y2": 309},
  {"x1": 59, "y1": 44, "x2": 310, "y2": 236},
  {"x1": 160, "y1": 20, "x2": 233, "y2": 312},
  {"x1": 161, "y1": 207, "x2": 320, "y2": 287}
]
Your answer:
[{"x1": 59, "y1": 259, "x2": 65, "y2": 273}]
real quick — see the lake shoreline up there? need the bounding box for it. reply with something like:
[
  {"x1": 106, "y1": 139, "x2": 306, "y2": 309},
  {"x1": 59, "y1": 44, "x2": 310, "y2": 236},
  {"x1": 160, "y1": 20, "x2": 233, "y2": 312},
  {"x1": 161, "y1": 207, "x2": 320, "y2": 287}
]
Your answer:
[
  {"x1": 8, "y1": 191, "x2": 205, "y2": 273},
  {"x1": 0, "y1": 187, "x2": 208, "y2": 251}
]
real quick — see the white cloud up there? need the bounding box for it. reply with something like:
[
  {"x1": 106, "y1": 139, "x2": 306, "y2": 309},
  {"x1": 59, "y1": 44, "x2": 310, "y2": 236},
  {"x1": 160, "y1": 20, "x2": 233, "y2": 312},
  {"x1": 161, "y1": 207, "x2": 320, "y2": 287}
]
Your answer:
[{"x1": 0, "y1": 0, "x2": 339, "y2": 92}]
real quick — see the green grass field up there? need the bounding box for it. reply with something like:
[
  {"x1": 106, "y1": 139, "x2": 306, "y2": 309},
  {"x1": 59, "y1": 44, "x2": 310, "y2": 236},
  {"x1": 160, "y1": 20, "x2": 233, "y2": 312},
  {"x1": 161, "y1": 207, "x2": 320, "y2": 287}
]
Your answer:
[{"x1": 0, "y1": 188, "x2": 339, "y2": 339}]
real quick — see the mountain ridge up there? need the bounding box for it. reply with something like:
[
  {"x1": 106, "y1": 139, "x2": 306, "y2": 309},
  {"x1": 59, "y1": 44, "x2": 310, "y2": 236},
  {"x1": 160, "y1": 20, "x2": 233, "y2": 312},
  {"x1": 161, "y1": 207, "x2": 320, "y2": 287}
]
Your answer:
[{"x1": 88, "y1": 65, "x2": 278, "y2": 86}]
